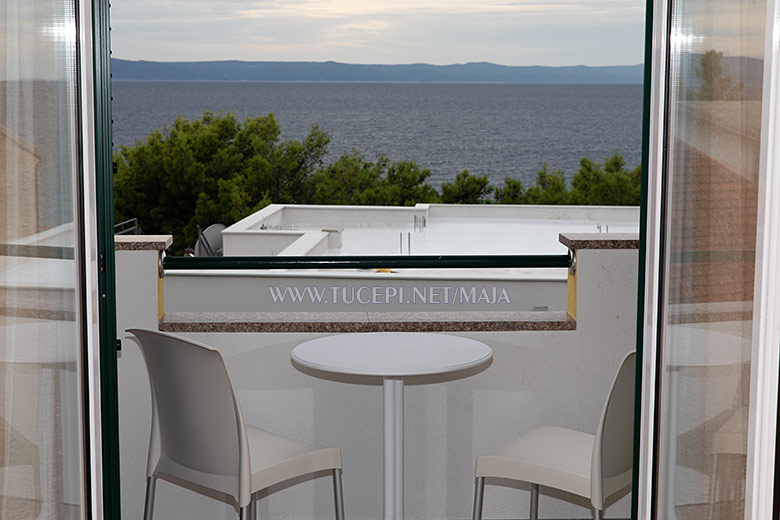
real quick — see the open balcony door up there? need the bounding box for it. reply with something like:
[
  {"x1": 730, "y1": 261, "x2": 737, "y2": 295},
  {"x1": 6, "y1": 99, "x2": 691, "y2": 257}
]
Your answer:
[
  {"x1": 0, "y1": 0, "x2": 117, "y2": 518},
  {"x1": 636, "y1": 0, "x2": 780, "y2": 518}
]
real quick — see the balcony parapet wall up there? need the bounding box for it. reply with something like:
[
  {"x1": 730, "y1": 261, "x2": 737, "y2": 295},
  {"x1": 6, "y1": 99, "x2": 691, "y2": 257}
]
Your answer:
[
  {"x1": 155, "y1": 233, "x2": 637, "y2": 332},
  {"x1": 111, "y1": 232, "x2": 638, "y2": 335}
]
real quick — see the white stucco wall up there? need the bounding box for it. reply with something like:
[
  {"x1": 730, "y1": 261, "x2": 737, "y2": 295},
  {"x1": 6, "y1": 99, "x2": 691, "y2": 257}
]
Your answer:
[{"x1": 116, "y1": 244, "x2": 638, "y2": 520}]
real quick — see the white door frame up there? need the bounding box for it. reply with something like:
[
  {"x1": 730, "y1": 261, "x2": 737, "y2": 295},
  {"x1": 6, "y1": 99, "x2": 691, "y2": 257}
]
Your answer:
[
  {"x1": 745, "y1": 0, "x2": 780, "y2": 517},
  {"x1": 77, "y1": 0, "x2": 105, "y2": 516},
  {"x1": 636, "y1": 0, "x2": 669, "y2": 515}
]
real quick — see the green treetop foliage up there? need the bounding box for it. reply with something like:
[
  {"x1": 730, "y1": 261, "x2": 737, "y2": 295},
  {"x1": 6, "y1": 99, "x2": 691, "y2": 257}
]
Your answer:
[
  {"x1": 114, "y1": 111, "x2": 642, "y2": 252},
  {"x1": 114, "y1": 111, "x2": 329, "y2": 253},
  {"x1": 114, "y1": 111, "x2": 438, "y2": 252},
  {"x1": 382, "y1": 160, "x2": 441, "y2": 206},
  {"x1": 311, "y1": 151, "x2": 385, "y2": 205},
  {"x1": 312, "y1": 152, "x2": 440, "y2": 206},
  {"x1": 494, "y1": 153, "x2": 641, "y2": 207},
  {"x1": 692, "y1": 49, "x2": 744, "y2": 101},
  {"x1": 493, "y1": 164, "x2": 571, "y2": 205},
  {"x1": 440, "y1": 170, "x2": 493, "y2": 204},
  {"x1": 524, "y1": 165, "x2": 570, "y2": 205},
  {"x1": 570, "y1": 153, "x2": 641, "y2": 205},
  {"x1": 493, "y1": 177, "x2": 527, "y2": 204}
]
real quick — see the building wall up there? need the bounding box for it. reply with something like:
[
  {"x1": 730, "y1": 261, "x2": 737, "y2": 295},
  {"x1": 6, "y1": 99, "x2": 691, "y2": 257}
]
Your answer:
[{"x1": 116, "y1": 244, "x2": 638, "y2": 520}]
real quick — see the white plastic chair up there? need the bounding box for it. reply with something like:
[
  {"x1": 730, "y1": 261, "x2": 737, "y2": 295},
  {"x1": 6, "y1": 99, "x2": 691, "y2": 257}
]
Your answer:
[
  {"x1": 472, "y1": 351, "x2": 636, "y2": 520},
  {"x1": 127, "y1": 329, "x2": 345, "y2": 520},
  {"x1": 707, "y1": 406, "x2": 748, "y2": 520}
]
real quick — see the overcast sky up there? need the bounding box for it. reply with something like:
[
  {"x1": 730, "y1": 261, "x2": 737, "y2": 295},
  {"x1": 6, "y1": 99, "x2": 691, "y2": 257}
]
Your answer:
[{"x1": 109, "y1": 0, "x2": 646, "y2": 66}]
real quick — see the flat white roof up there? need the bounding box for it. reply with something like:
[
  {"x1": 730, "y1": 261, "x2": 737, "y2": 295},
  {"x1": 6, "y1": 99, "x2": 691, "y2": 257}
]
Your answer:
[
  {"x1": 301, "y1": 217, "x2": 636, "y2": 256},
  {"x1": 224, "y1": 203, "x2": 639, "y2": 257}
]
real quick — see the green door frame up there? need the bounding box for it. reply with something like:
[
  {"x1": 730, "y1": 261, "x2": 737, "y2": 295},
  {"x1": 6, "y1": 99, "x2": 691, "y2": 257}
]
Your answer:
[{"x1": 92, "y1": 0, "x2": 120, "y2": 516}]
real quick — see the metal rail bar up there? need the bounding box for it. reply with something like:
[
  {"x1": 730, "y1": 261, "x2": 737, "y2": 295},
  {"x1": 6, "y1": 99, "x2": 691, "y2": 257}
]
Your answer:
[
  {"x1": 114, "y1": 217, "x2": 144, "y2": 235},
  {"x1": 164, "y1": 254, "x2": 573, "y2": 270},
  {"x1": 0, "y1": 243, "x2": 75, "y2": 259},
  {"x1": 670, "y1": 249, "x2": 755, "y2": 263}
]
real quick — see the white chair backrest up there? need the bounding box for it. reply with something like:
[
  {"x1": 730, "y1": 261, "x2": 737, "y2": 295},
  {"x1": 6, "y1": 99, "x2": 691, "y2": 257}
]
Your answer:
[
  {"x1": 591, "y1": 350, "x2": 636, "y2": 509},
  {"x1": 128, "y1": 329, "x2": 246, "y2": 479}
]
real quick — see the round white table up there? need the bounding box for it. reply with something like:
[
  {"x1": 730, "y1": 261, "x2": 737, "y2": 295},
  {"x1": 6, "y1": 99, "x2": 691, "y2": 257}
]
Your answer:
[{"x1": 291, "y1": 332, "x2": 493, "y2": 520}]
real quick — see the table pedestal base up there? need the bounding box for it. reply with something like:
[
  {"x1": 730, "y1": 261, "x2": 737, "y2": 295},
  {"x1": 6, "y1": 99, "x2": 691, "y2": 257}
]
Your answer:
[{"x1": 384, "y1": 378, "x2": 404, "y2": 520}]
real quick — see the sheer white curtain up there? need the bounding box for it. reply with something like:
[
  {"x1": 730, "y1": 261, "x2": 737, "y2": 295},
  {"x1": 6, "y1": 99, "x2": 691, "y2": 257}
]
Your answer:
[
  {"x1": 655, "y1": 0, "x2": 767, "y2": 518},
  {"x1": 1, "y1": 1, "x2": 85, "y2": 518}
]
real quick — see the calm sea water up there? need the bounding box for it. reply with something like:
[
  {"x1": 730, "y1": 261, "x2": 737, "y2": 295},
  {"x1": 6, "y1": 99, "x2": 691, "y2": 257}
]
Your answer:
[{"x1": 111, "y1": 81, "x2": 643, "y2": 188}]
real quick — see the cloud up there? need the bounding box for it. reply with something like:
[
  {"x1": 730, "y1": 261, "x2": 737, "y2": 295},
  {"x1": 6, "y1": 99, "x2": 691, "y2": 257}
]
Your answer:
[
  {"x1": 234, "y1": 0, "x2": 643, "y2": 21},
  {"x1": 110, "y1": 0, "x2": 647, "y2": 65}
]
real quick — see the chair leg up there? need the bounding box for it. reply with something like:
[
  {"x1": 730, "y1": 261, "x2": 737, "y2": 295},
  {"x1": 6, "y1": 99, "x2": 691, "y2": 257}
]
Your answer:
[
  {"x1": 250, "y1": 498, "x2": 257, "y2": 520},
  {"x1": 239, "y1": 505, "x2": 250, "y2": 520},
  {"x1": 333, "y1": 468, "x2": 345, "y2": 520},
  {"x1": 707, "y1": 453, "x2": 719, "y2": 520},
  {"x1": 143, "y1": 475, "x2": 156, "y2": 520},
  {"x1": 472, "y1": 477, "x2": 485, "y2": 520},
  {"x1": 593, "y1": 507, "x2": 603, "y2": 520},
  {"x1": 530, "y1": 483, "x2": 539, "y2": 520}
]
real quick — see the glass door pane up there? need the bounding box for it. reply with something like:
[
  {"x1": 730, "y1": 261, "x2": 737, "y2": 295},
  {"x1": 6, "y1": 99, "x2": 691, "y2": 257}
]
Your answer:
[
  {"x1": 1, "y1": 0, "x2": 85, "y2": 518},
  {"x1": 656, "y1": 0, "x2": 766, "y2": 518}
]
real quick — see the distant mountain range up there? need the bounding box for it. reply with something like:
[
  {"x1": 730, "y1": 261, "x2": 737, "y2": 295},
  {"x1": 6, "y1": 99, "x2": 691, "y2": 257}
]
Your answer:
[{"x1": 111, "y1": 59, "x2": 644, "y2": 84}]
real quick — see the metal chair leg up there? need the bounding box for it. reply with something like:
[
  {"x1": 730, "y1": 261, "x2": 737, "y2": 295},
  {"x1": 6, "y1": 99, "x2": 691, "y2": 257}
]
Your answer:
[
  {"x1": 593, "y1": 507, "x2": 603, "y2": 520},
  {"x1": 707, "y1": 453, "x2": 719, "y2": 520},
  {"x1": 530, "y1": 483, "x2": 539, "y2": 520},
  {"x1": 333, "y1": 468, "x2": 345, "y2": 520},
  {"x1": 239, "y1": 505, "x2": 250, "y2": 520},
  {"x1": 143, "y1": 475, "x2": 156, "y2": 520},
  {"x1": 472, "y1": 477, "x2": 485, "y2": 520}
]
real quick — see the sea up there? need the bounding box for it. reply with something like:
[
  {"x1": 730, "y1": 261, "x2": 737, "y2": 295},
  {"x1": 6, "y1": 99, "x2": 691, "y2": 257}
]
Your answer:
[{"x1": 111, "y1": 81, "x2": 643, "y2": 189}]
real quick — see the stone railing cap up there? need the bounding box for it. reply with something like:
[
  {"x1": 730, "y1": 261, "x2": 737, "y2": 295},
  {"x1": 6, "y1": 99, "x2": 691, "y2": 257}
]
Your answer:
[
  {"x1": 160, "y1": 310, "x2": 576, "y2": 333},
  {"x1": 115, "y1": 235, "x2": 173, "y2": 251},
  {"x1": 559, "y1": 233, "x2": 639, "y2": 250}
]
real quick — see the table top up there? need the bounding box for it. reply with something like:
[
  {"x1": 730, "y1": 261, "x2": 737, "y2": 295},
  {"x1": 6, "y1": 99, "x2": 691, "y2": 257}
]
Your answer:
[{"x1": 291, "y1": 332, "x2": 492, "y2": 377}]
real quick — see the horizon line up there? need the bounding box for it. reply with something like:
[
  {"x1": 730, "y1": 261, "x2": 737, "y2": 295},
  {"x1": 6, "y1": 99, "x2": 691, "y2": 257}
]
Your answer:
[{"x1": 112, "y1": 57, "x2": 644, "y2": 68}]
